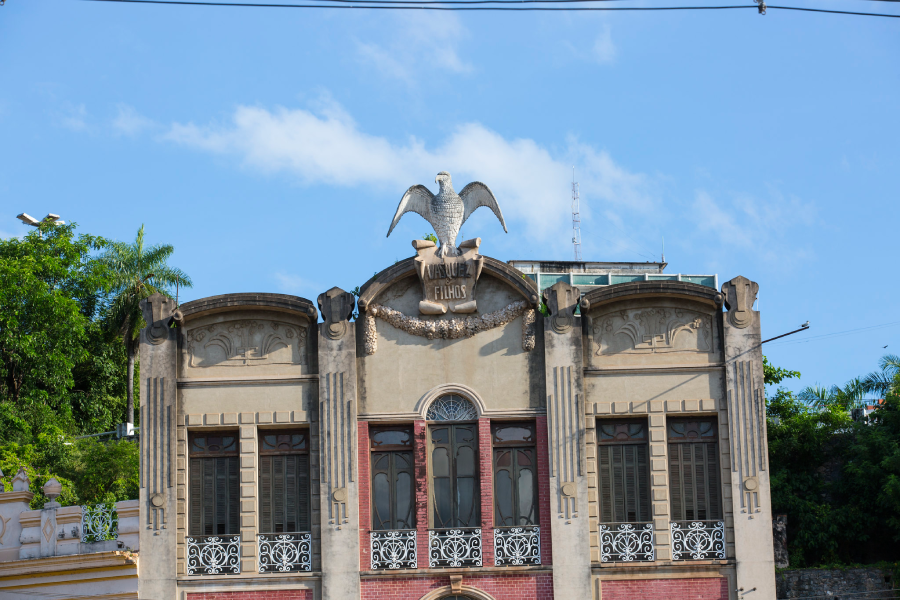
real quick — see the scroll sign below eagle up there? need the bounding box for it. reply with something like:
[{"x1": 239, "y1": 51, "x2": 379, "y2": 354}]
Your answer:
[{"x1": 387, "y1": 172, "x2": 508, "y2": 315}]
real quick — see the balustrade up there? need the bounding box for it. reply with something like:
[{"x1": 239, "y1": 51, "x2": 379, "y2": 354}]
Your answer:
[
  {"x1": 598, "y1": 522, "x2": 655, "y2": 563},
  {"x1": 493, "y1": 526, "x2": 540, "y2": 566},
  {"x1": 186, "y1": 535, "x2": 241, "y2": 576},
  {"x1": 670, "y1": 520, "x2": 726, "y2": 560},
  {"x1": 428, "y1": 528, "x2": 482, "y2": 568}
]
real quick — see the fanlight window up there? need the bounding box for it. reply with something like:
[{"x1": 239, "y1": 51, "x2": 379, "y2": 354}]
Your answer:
[{"x1": 426, "y1": 395, "x2": 477, "y2": 421}]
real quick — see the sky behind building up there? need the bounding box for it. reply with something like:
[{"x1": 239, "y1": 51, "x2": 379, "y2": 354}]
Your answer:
[{"x1": 1, "y1": 0, "x2": 898, "y2": 394}]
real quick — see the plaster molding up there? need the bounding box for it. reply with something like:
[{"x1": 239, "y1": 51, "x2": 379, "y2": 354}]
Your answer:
[
  {"x1": 584, "y1": 364, "x2": 725, "y2": 375},
  {"x1": 414, "y1": 383, "x2": 487, "y2": 420},
  {"x1": 360, "y1": 407, "x2": 546, "y2": 421},
  {"x1": 418, "y1": 584, "x2": 499, "y2": 600},
  {"x1": 0, "y1": 550, "x2": 136, "y2": 577},
  {"x1": 581, "y1": 280, "x2": 723, "y2": 313},
  {"x1": 178, "y1": 293, "x2": 317, "y2": 323},
  {"x1": 177, "y1": 375, "x2": 318, "y2": 388},
  {"x1": 0, "y1": 491, "x2": 34, "y2": 504},
  {"x1": 357, "y1": 256, "x2": 539, "y2": 312}
]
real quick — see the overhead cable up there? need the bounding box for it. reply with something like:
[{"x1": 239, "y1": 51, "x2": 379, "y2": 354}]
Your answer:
[{"x1": 80, "y1": 0, "x2": 900, "y2": 16}]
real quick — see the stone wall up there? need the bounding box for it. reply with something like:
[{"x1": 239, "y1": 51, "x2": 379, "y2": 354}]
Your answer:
[{"x1": 776, "y1": 568, "x2": 896, "y2": 599}]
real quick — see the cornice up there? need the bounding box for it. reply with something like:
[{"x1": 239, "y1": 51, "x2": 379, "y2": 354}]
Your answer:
[
  {"x1": 581, "y1": 281, "x2": 724, "y2": 313},
  {"x1": 0, "y1": 551, "x2": 137, "y2": 578},
  {"x1": 357, "y1": 255, "x2": 540, "y2": 311},
  {"x1": 178, "y1": 293, "x2": 318, "y2": 323}
]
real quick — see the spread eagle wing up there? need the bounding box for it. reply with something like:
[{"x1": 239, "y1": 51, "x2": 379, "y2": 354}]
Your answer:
[
  {"x1": 387, "y1": 185, "x2": 435, "y2": 237},
  {"x1": 459, "y1": 181, "x2": 508, "y2": 233}
]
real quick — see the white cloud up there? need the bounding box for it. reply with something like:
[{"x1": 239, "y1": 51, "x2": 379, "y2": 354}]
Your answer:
[
  {"x1": 59, "y1": 103, "x2": 89, "y2": 132},
  {"x1": 692, "y1": 188, "x2": 816, "y2": 265},
  {"x1": 163, "y1": 97, "x2": 656, "y2": 246},
  {"x1": 592, "y1": 24, "x2": 617, "y2": 65},
  {"x1": 113, "y1": 104, "x2": 155, "y2": 136},
  {"x1": 356, "y1": 13, "x2": 472, "y2": 83}
]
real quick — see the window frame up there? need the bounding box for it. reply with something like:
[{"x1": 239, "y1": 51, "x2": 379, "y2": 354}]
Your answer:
[
  {"x1": 188, "y1": 431, "x2": 241, "y2": 537},
  {"x1": 596, "y1": 418, "x2": 652, "y2": 523},
  {"x1": 257, "y1": 428, "x2": 311, "y2": 534},
  {"x1": 491, "y1": 421, "x2": 539, "y2": 527},
  {"x1": 428, "y1": 421, "x2": 480, "y2": 529},
  {"x1": 666, "y1": 417, "x2": 722, "y2": 522},
  {"x1": 369, "y1": 425, "x2": 416, "y2": 531}
]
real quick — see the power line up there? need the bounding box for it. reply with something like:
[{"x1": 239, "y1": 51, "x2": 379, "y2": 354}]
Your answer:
[
  {"x1": 767, "y1": 320, "x2": 900, "y2": 347},
  {"x1": 78, "y1": 0, "x2": 900, "y2": 16}
]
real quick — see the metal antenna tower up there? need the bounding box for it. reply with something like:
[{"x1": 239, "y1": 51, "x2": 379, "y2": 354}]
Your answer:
[{"x1": 572, "y1": 167, "x2": 582, "y2": 261}]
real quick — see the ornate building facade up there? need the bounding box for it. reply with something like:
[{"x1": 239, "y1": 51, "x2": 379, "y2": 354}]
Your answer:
[{"x1": 133, "y1": 229, "x2": 775, "y2": 599}]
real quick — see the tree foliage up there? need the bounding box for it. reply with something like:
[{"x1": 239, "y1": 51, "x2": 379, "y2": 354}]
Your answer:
[
  {"x1": 767, "y1": 355, "x2": 900, "y2": 566},
  {"x1": 0, "y1": 223, "x2": 185, "y2": 508}
]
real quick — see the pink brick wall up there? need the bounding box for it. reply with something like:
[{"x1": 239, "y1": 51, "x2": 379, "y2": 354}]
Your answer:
[
  {"x1": 361, "y1": 573, "x2": 554, "y2": 600},
  {"x1": 414, "y1": 420, "x2": 429, "y2": 568},
  {"x1": 186, "y1": 591, "x2": 313, "y2": 600},
  {"x1": 535, "y1": 415, "x2": 552, "y2": 565},
  {"x1": 478, "y1": 418, "x2": 495, "y2": 566},
  {"x1": 601, "y1": 577, "x2": 729, "y2": 600},
  {"x1": 359, "y1": 421, "x2": 372, "y2": 569}
]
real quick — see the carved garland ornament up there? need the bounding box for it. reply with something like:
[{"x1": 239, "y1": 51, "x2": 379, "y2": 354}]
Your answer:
[{"x1": 363, "y1": 301, "x2": 535, "y2": 355}]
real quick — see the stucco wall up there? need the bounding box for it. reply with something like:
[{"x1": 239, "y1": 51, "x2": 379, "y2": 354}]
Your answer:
[{"x1": 357, "y1": 274, "x2": 544, "y2": 418}]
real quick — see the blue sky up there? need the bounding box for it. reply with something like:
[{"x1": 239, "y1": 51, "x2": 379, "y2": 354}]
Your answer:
[{"x1": 1, "y1": 0, "x2": 898, "y2": 394}]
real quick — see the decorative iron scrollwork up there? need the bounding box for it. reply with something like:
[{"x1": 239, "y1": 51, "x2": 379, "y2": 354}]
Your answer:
[
  {"x1": 81, "y1": 504, "x2": 118, "y2": 543},
  {"x1": 186, "y1": 535, "x2": 241, "y2": 575},
  {"x1": 599, "y1": 522, "x2": 655, "y2": 562},
  {"x1": 428, "y1": 528, "x2": 482, "y2": 568},
  {"x1": 257, "y1": 532, "x2": 312, "y2": 573},
  {"x1": 494, "y1": 526, "x2": 540, "y2": 566},
  {"x1": 371, "y1": 530, "x2": 418, "y2": 569},
  {"x1": 670, "y1": 521, "x2": 726, "y2": 560}
]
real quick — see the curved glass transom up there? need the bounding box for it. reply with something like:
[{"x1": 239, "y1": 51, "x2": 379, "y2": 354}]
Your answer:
[{"x1": 426, "y1": 394, "x2": 477, "y2": 421}]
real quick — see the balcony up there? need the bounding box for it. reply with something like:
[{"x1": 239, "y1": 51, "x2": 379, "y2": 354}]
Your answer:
[
  {"x1": 493, "y1": 526, "x2": 541, "y2": 566},
  {"x1": 428, "y1": 528, "x2": 482, "y2": 568},
  {"x1": 670, "y1": 520, "x2": 726, "y2": 561},
  {"x1": 186, "y1": 535, "x2": 241, "y2": 576},
  {"x1": 257, "y1": 532, "x2": 312, "y2": 573},
  {"x1": 599, "y1": 522, "x2": 655, "y2": 563},
  {"x1": 370, "y1": 529, "x2": 418, "y2": 570}
]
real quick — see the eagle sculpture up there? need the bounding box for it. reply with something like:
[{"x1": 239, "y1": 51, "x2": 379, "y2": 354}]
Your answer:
[{"x1": 387, "y1": 171, "x2": 507, "y2": 257}]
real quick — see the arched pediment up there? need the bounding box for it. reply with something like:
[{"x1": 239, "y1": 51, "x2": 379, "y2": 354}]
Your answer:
[
  {"x1": 357, "y1": 256, "x2": 539, "y2": 312},
  {"x1": 581, "y1": 280, "x2": 723, "y2": 313},
  {"x1": 178, "y1": 293, "x2": 317, "y2": 323}
]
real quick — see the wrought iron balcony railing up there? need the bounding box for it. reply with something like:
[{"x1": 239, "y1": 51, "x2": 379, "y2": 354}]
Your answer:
[
  {"x1": 599, "y1": 522, "x2": 655, "y2": 563},
  {"x1": 186, "y1": 534, "x2": 241, "y2": 575},
  {"x1": 81, "y1": 503, "x2": 118, "y2": 543},
  {"x1": 370, "y1": 529, "x2": 418, "y2": 570},
  {"x1": 670, "y1": 520, "x2": 726, "y2": 560},
  {"x1": 493, "y1": 526, "x2": 540, "y2": 566},
  {"x1": 428, "y1": 528, "x2": 482, "y2": 568},
  {"x1": 257, "y1": 532, "x2": 312, "y2": 573}
]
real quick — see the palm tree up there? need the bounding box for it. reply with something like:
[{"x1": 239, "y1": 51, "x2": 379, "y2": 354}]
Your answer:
[
  {"x1": 99, "y1": 225, "x2": 192, "y2": 425},
  {"x1": 798, "y1": 377, "x2": 869, "y2": 410},
  {"x1": 861, "y1": 354, "x2": 900, "y2": 397}
]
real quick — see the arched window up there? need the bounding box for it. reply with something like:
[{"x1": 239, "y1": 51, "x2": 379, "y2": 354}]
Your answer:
[
  {"x1": 427, "y1": 395, "x2": 479, "y2": 529},
  {"x1": 426, "y1": 394, "x2": 477, "y2": 421}
]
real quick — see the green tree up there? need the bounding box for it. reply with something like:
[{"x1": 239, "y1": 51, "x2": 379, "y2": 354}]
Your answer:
[
  {"x1": 0, "y1": 223, "x2": 106, "y2": 405},
  {"x1": 99, "y1": 225, "x2": 191, "y2": 425},
  {"x1": 862, "y1": 354, "x2": 900, "y2": 397}
]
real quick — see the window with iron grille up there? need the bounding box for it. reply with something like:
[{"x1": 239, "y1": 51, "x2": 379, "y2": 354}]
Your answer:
[
  {"x1": 492, "y1": 422, "x2": 538, "y2": 526},
  {"x1": 370, "y1": 426, "x2": 415, "y2": 530},
  {"x1": 430, "y1": 423, "x2": 479, "y2": 528},
  {"x1": 667, "y1": 418, "x2": 721, "y2": 521},
  {"x1": 189, "y1": 433, "x2": 240, "y2": 536},
  {"x1": 258, "y1": 430, "x2": 310, "y2": 533},
  {"x1": 597, "y1": 420, "x2": 651, "y2": 523}
]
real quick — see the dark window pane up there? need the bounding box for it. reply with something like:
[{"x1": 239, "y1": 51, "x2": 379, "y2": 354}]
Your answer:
[
  {"x1": 492, "y1": 424, "x2": 535, "y2": 445},
  {"x1": 457, "y1": 477, "x2": 476, "y2": 526},
  {"x1": 667, "y1": 419, "x2": 721, "y2": 522},
  {"x1": 432, "y1": 427, "x2": 449, "y2": 444},
  {"x1": 456, "y1": 446, "x2": 476, "y2": 477},
  {"x1": 517, "y1": 468, "x2": 534, "y2": 524},
  {"x1": 434, "y1": 478, "x2": 452, "y2": 527},
  {"x1": 495, "y1": 469, "x2": 512, "y2": 526},
  {"x1": 433, "y1": 447, "x2": 450, "y2": 477},
  {"x1": 396, "y1": 471, "x2": 413, "y2": 528},
  {"x1": 257, "y1": 429, "x2": 310, "y2": 534},
  {"x1": 371, "y1": 428, "x2": 413, "y2": 448},
  {"x1": 373, "y1": 473, "x2": 391, "y2": 530}
]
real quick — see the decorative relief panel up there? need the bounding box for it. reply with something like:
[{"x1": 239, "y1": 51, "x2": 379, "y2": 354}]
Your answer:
[
  {"x1": 321, "y1": 372, "x2": 355, "y2": 528},
  {"x1": 186, "y1": 320, "x2": 307, "y2": 368},
  {"x1": 142, "y1": 376, "x2": 173, "y2": 531},
  {"x1": 592, "y1": 307, "x2": 714, "y2": 356},
  {"x1": 728, "y1": 360, "x2": 767, "y2": 514},
  {"x1": 548, "y1": 366, "x2": 582, "y2": 520}
]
